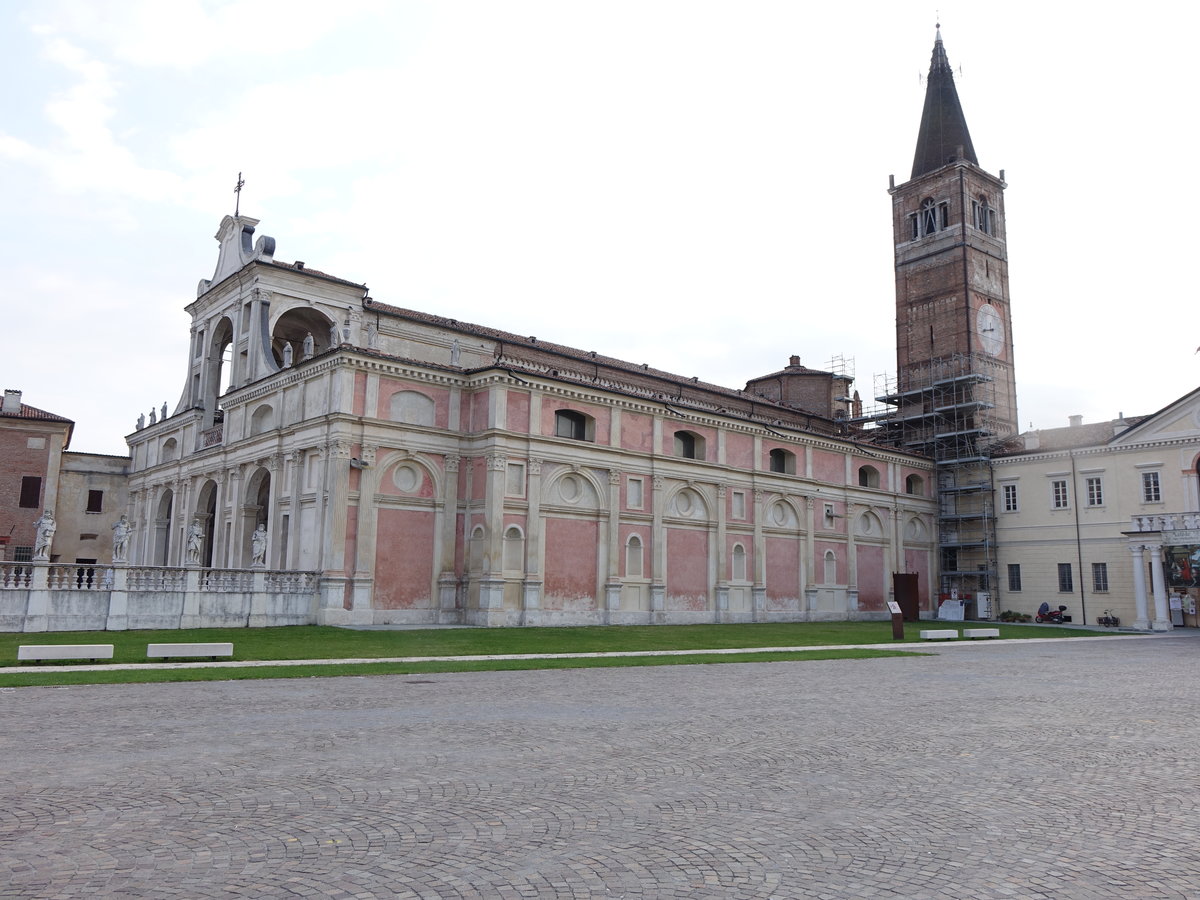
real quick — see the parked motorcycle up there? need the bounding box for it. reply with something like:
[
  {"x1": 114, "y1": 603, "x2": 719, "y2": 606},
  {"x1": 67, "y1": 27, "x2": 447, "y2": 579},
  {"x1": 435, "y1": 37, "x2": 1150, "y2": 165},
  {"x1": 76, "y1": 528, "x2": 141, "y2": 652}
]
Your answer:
[
  {"x1": 1035, "y1": 603, "x2": 1070, "y2": 624},
  {"x1": 1097, "y1": 609, "x2": 1121, "y2": 627}
]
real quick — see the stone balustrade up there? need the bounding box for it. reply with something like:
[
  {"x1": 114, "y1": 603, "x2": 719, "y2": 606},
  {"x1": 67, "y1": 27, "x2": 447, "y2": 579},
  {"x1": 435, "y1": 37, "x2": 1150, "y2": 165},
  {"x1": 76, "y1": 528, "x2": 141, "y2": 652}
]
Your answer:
[
  {"x1": 0, "y1": 563, "x2": 322, "y2": 632},
  {"x1": 1129, "y1": 513, "x2": 1200, "y2": 533}
]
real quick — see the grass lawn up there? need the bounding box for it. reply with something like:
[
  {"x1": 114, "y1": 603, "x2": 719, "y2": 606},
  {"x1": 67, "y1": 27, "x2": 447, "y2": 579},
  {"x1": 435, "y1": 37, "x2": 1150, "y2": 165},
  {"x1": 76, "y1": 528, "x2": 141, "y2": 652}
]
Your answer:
[{"x1": 0, "y1": 620, "x2": 1107, "y2": 686}]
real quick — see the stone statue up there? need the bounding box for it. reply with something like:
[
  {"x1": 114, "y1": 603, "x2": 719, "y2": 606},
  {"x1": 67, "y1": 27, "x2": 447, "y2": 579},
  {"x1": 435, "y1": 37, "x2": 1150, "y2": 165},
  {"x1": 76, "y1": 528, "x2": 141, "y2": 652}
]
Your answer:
[
  {"x1": 303, "y1": 332, "x2": 314, "y2": 359},
  {"x1": 451, "y1": 338, "x2": 461, "y2": 366},
  {"x1": 111, "y1": 515, "x2": 134, "y2": 563},
  {"x1": 32, "y1": 510, "x2": 56, "y2": 561},
  {"x1": 136, "y1": 413, "x2": 145, "y2": 430},
  {"x1": 282, "y1": 342, "x2": 294, "y2": 367},
  {"x1": 161, "y1": 402, "x2": 167, "y2": 420},
  {"x1": 148, "y1": 407, "x2": 157, "y2": 425},
  {"x1": 250, "y1": 524, "x2": 268, "y2": 568},
  {"x1": 330, "y1": 323, "x2": 340, "y2": 347},
  {"x1": 185, "y1": 518, "x2": 204, "y2": 565}
]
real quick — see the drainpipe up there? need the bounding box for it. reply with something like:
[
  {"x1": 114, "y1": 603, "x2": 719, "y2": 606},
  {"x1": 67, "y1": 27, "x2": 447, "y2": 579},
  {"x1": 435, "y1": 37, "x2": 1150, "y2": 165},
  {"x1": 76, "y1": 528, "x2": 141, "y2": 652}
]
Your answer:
[{"x1": 1070, "y1": 450, "x2": 1088, "y2": 625}]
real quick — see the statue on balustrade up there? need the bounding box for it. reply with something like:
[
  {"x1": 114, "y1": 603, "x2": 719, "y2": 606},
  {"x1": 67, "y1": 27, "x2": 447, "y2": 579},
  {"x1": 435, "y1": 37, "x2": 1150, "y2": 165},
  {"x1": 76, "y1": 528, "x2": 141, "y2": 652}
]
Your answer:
[
  {"x1": 250, "y1": 524, "x2": 268, "y2": 568},
  {"x1": 32, "y1": 510, "x2": 56, "y2": 561}
]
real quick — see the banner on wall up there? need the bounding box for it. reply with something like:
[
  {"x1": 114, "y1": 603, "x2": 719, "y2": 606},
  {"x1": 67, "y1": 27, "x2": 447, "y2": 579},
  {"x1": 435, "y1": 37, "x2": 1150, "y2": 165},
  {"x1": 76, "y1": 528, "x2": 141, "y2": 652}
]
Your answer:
[{"x1": 1164, "y1": 546, "x2": 1200, "y2": 589}]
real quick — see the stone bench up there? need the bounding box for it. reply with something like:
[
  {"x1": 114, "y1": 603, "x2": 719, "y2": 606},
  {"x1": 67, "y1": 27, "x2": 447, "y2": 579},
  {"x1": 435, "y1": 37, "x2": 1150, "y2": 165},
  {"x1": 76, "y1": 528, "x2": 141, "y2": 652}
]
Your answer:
[
  {"x1": 962, "y1": 628, "x2": 1001, "y2": 639},
  {"x1": 919, "y1": 629, "x2": 959, "y2": 641},
  {"x1": 146, "y1": 642, "x2": 234, "y2": 660},
  {"x1": 18, "y1": 644, "x2": 114, "y2": 662}
]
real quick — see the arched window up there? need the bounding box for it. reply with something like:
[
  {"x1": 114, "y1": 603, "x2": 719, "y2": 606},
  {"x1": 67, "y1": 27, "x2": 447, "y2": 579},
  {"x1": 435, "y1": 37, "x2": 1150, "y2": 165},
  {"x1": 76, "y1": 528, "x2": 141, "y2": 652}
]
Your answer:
[
  {"x1": 905, "y1": 474, "x2": 924, "y2": 496},
  {"x1": 674, "y1": 430, "x2": 705, "y2": 460},
  {"x1": 555, "y1": 409, "x2": 591, "y2": 441},
  {"x1": 732, "y1": 544, "x2": 747, "y2": 581},
  {"x1": 823, "y1": 550, "x2": 837, "y2": 585},
  {"x1": 625, "y1": 535, "x2": 644, "y2": 578},
  {"x1": 250, "y1": 404, "x2": 274, "y2": 436},
  {"x1": 858, "y1": 465, "x2": 880, "y2": 488},
  {"x1": 502, "y1": 526, "x2": 524, "y2": 572},
  {"x1": 769, "y1": 448, "x2": 795, "y2": 474}
]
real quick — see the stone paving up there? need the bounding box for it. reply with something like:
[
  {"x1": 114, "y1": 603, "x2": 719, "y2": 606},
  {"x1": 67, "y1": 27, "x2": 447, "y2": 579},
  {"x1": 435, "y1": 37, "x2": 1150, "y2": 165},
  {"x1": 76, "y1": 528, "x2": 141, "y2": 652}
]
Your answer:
[{"x1": 1, "y1": 636, "x2": 1198, "y2": 898}]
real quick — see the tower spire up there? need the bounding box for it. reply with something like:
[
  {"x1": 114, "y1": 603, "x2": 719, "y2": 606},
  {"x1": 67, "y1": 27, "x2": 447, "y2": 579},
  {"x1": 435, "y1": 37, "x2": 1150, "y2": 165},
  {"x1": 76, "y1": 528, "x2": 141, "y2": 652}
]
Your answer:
[{"x1": 911, "y1": 25, "x2": 977, "y2": 178}]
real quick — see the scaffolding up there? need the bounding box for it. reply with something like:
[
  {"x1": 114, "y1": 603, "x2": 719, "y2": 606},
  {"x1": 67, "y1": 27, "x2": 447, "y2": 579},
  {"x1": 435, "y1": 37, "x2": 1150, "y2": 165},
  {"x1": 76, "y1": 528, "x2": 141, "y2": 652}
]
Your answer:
[{"x1": 875, "y1": 353, "x2": 1015, "y2": 612}]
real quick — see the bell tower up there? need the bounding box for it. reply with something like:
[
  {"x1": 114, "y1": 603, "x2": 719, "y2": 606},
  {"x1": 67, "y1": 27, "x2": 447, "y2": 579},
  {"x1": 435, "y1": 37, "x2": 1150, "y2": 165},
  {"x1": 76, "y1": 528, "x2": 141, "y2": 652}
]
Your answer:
[{"x1": 884, "y1": 26, "x2": 1018, "y2": 610}]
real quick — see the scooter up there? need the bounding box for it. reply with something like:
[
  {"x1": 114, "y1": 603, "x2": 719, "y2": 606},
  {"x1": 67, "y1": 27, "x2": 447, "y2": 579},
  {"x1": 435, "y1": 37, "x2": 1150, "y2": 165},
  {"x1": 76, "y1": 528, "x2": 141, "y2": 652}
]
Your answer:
[
  {"x1": 1097, "y1": 609, "x2": 1121, "y2": 627},
  {"x1": 1035, "y1": 604, "x2": 1069, "y2": 624}
]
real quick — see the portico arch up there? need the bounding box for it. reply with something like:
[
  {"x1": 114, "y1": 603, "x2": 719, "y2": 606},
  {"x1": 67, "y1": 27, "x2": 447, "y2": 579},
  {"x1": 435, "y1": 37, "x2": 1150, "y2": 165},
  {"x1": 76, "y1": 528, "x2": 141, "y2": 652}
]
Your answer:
[
  {"x1": 202, "y1": 316, "x2": 235, "y2": 430},
  {"x1": 270, "y1": 307, "x2": 336, "y2": 368},
  {"x1": 241, "y1": 467, "x2": 271, "y2": 567},
  {"x1": 154, "y1": 488, "x2": 174, "y2": 566}
]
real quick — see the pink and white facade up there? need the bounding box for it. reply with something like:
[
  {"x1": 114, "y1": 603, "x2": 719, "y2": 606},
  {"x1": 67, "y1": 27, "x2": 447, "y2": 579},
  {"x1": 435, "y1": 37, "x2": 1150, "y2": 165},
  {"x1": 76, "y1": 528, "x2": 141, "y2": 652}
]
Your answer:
[{"x1": 122, "y1": 216, "x2": 937, "y2": 627}]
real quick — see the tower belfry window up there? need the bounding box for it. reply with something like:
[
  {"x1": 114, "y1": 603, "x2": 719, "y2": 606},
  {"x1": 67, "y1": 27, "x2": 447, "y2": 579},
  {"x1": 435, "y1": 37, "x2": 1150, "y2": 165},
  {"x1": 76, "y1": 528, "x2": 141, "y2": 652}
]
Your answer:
[
  {"x1": 909, "y1": 198, "x2": 949, "y2": 240},
  {"x1": 972, "y1": 196, "x2": 996, "y2": 235}
]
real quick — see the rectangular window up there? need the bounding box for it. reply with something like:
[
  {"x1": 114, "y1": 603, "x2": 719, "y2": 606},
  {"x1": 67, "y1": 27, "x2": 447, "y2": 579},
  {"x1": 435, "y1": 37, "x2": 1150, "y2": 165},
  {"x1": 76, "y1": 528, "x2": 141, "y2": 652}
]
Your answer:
[
  {"x1": 1092, "y1": 563, "x2": 1109, "y2": 592},
  {"x1": 1007, "y1": 563, "x2": 1022, "y2": 592},
  {"x1": 1142, "y1": 471, "x2": 1161, "y2": 503},
  {"x1": 13, "y1": 546, "x2": 33, "y2": 562},
  {"x1": 1002, "y1": 484, "x2": 1018, "y2": 512},
  {"x1": 19, "y1": 476, "x2": 41, "y2": 509},
  {"x1": 86, "y1": 489, "x2": 104, "y2": 513},
  {"x1": 627, "y1": 477, "x2": 644, "y2": 510},
  {"x1": 1058, "y1": 563, "x2": 1074, "y2": 593},
  {"x1": 504, "y1": 463, "x2": 525, "y2": 498},
  {"x1": 1052, "y1": 479, "x2": 1069, "y2": 509},
  {"x1": 1085, "y1": 477, "x2": 1103, "y2": 507},
  {"x1": 731, "y1": 490, "x2": 746, "y2": 519}
]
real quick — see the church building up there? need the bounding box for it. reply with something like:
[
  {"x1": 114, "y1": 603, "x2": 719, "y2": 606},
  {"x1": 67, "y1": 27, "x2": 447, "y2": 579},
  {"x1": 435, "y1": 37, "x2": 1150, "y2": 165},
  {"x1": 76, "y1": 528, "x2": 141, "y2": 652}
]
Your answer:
[{"x1": 119, "y1": 209, "x2": 936, "y2": 626}]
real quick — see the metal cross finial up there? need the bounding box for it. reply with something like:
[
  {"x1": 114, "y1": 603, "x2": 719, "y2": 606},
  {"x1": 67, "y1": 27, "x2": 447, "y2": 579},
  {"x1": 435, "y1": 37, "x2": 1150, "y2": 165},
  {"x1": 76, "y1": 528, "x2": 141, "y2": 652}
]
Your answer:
[{"x1": 234, "y1": 172, "x2": 245, "y2": 216}]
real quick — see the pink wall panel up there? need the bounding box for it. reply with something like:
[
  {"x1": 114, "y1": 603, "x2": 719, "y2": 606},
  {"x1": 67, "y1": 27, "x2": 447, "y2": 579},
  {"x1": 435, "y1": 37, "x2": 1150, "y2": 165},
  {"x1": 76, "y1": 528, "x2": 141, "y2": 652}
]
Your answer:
[
  {"x1": 353, "y1": 371, "x2": 367, "y2": 416},
  {"x1": 621, "y1": 412, "x2": 653, "y2": 453},
  {"x1": 666, "y1": 527, "x2": 707, "y2": 606},
  {"x1": 856, "y1": 544, "x2": 886, "y2": 611},
  {"x1": 506, "y1": 391, "x2": 530, "y2": 434},
  {"x1": 471, "y1": 390, "x2": 490, "y2": 432},
  {"x1": 812, "y1": 450, "x2": 844, "y2": 483},
  {"x1": 725, "y1": 433, "x2": 754, "y2": 469},
  {"x1": 765, "y1": 536, "x2": 800, "y2": 602},
  {"x1": 373, "y1": 508, "x2": 435, "y2": 609},
  {"x1": 544, "y1": 518, "x2": 599, "y2": 608}
]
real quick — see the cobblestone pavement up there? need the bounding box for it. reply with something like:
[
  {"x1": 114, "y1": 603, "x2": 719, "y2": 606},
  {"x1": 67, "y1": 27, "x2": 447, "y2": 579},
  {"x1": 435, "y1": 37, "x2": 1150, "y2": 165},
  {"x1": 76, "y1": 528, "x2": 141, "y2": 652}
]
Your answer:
[{"x1": 2, "y1": 637, "x2": 1198, "y2": 898}]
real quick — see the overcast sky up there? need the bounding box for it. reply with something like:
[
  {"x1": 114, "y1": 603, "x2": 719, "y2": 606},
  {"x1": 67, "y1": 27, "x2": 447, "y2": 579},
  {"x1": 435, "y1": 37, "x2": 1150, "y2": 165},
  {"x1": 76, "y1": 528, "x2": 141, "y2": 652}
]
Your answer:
[{"x1": 3, "y1": 1, "x2": 1198, "y2": 456}]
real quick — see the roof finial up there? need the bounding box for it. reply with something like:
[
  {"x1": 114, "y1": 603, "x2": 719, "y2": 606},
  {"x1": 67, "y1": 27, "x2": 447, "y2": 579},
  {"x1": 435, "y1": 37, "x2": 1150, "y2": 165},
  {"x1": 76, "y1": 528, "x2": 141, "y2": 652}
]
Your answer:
[{"x1": 233, "y1": 171, "x2": 245, "y2": 217}]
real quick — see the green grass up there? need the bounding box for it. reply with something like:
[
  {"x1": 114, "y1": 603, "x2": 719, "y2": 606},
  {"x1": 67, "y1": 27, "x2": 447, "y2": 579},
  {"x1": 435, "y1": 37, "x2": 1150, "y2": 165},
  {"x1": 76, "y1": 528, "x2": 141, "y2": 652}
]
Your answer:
[
  {"x1": 0, "y1": 620, "x2": 1105, "y2": 686},
  {"x1": 0, "y1": 648, "x2": 926, "y2": 687}
]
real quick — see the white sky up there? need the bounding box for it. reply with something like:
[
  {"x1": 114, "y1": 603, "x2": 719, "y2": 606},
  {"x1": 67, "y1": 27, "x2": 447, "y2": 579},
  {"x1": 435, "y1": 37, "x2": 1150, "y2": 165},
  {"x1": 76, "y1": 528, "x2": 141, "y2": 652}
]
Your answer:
[{"x1": 3, "y1": 1, "x2": 1198, "y2": 456}]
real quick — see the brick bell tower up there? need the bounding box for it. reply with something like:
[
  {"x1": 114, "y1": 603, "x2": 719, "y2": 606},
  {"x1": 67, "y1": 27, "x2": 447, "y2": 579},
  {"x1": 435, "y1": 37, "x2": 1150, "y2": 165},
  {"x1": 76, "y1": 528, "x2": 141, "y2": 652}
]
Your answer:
[{"x1": 883, "y1": 26, "x2": 1018, "y2": 611}]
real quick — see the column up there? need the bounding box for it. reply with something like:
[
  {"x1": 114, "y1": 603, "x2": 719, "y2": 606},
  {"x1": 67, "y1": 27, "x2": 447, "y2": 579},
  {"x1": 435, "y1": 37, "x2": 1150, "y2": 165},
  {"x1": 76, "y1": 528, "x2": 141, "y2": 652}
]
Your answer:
[
  {"x1": 1148, "y1": 542, "x2": 1173, "y2": 631},
  {"x1": 284, "y1": 451, "x2": 303, "y2": 570},
  {"x1": 438, "y1": 455, "x2": 462, "y2": 621},
  {"x1": 846, "y1": 502, "x2": 860, "y2": 616},
  {"x1": 751, "y1": 489, "x2": 766, "y2": 619},
  {"x1": 1130, "y1": 543, "x2": 1150, "y2": 630},
  {"x1": 603, "y1": 469, "x2": 622, "y2": 619},
  {"x1": 476, "y1": 454, "x2": 508, "y2": 623},
  {"x1": 650, "y1": 474, "x2": 666, "y2": 618},
  {"x1": 804, "y1": 496, "x2": 818, "y2": 615},
  {"x1": 318, "y1": 439, "x2": 353, "y2": 619},
  {"x1": 714, "y1": 484, "x2": 729, "y2": 621},
  {"x1": 350, "y1": 444, "x2": 379, "y2": 614},
  {"x1": 520, "y1": 458, "x2": 543, "y2": 622}
]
